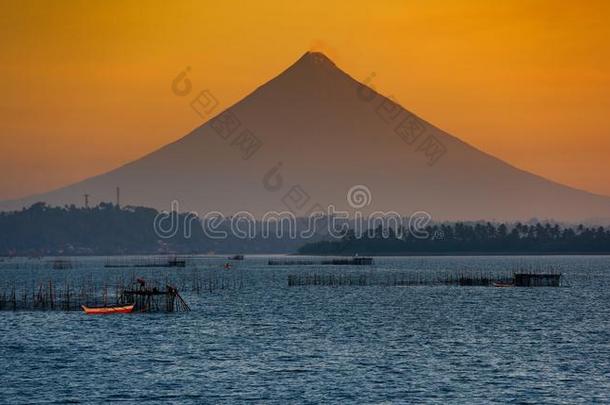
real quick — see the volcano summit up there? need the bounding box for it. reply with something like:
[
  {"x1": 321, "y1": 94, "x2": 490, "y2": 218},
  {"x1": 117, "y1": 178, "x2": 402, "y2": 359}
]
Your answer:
[{"x1": 2, "y1": 52, "x2": 609, "y2": 222}]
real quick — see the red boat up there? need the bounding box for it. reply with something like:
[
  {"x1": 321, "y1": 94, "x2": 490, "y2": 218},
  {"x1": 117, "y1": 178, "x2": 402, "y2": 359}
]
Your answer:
[
  {"x1": 81, "y1": 304, "x2": 135, "y2": 315},
  {"x1": 493, "y1": 282, "x2": 514, "y2": 288}
]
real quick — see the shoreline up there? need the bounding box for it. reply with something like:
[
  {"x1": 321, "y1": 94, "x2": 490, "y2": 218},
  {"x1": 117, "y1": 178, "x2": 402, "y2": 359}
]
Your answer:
[{"x1": 3, "y1": 251, "x2": 610, "y2": 258}]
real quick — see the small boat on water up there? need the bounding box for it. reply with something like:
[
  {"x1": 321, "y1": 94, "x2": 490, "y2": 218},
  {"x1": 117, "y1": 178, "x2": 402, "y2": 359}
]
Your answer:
[
  {"x1": 81, "y1": 304, "x2": 135, "y2": 315},
  {"x1": 493, "y1": 282, "x2": 514, "y2": 288}
]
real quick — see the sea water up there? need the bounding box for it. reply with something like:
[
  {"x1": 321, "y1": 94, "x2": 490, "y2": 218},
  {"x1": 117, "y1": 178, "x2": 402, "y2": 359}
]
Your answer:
[{"x1": 0, "y1": 255, "x2": 609, "y2": 404}]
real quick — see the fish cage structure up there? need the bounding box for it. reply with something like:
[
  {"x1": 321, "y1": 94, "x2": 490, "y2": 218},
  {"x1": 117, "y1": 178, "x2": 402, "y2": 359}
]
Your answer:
[
  {"x1": 269, "y1": 257, "x2": 374, "y2": 266},
  {"x1": 322, "y1": 257, "x2": 374, "y2": 265},
  {"x1": 513, "y1": 273, "x2": 561, "y2": 287},
  {"x1": 287, "y1": 270, "x2": 562, "y2": 288},
  {"x1": 51, "y1": 259, "x2": 73, "y2": 270},
  {"x1": 118, "y1": 279, "x2": 190, "y2": 312},
  {"x1": 0, "y1": 278, "x2": 190, "y2": 312},
  {"x1": 104, "y1": 256, "x2": 186, "y2": 268}
]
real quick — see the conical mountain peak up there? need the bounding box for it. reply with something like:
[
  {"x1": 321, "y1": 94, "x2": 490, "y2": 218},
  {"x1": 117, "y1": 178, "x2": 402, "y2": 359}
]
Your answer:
[
  {"x1": 299, "y1": 51, "x2": 336, "y2": 65},
  {"x1": 288, "y1": 51, "x2": 339, "y2": 74},
  {"x1": 2, "y1": 51, "x2": 610, "y2": 222}
]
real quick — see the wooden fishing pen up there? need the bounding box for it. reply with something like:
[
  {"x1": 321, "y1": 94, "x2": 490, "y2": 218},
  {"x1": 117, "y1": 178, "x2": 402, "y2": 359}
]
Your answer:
[{"x1": 0, "y1": 278, "x2": 190, "y2": 312}]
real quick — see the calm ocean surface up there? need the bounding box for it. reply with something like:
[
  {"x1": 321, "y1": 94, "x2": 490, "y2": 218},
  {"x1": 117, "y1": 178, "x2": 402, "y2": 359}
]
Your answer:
[{"x1": 1, "y1": 255, "x2": 609, "y2": 404}]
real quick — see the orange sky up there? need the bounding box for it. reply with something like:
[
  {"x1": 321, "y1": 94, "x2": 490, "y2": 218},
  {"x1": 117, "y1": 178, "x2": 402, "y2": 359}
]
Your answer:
[{"x1": 1, "y1": 0, "x2": 609, "y2": 200}]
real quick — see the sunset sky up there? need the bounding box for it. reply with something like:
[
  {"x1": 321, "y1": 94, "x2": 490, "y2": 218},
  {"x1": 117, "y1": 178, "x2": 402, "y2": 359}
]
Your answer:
[{"x1": 1, "y1": 0, "x2": 609, "y2": 200}]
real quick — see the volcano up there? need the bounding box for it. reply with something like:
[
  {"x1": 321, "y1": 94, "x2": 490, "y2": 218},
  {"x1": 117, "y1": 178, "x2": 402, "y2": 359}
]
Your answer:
[{"x1": 2, "y1": 51, "x2": 610, "y2": 222}]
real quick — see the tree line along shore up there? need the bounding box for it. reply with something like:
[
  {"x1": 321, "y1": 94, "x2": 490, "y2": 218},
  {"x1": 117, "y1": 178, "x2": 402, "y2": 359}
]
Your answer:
[{"x1": 1, "y1": 203, "x2": 610, "y2": 256}]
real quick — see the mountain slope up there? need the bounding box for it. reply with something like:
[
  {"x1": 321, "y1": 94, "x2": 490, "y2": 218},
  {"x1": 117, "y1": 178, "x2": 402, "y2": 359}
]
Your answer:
[{"x1": 2, "y1": 52, "x2": 610, "y2": 222}]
